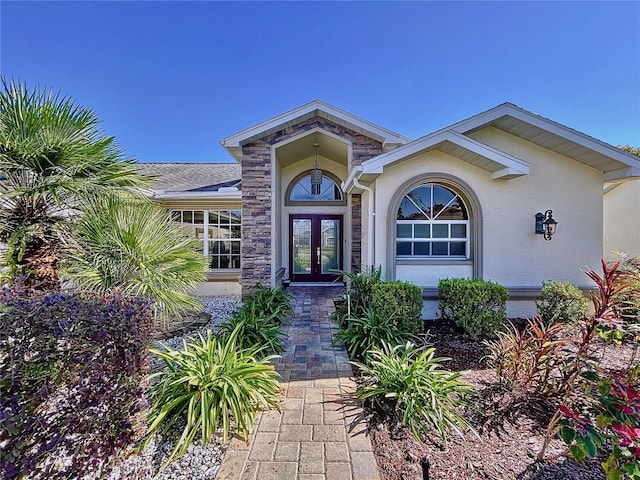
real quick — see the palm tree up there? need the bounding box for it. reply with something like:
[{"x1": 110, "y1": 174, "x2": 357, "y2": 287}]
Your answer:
[
  {"x1": 0, "y1": 78, "x2": 150, "y2": 288},
  {"x1": 61, "y1": 194, "x2": 207, "y2": 324}
]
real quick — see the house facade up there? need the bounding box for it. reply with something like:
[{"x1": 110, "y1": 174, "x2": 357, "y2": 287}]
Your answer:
[{"x1": 138, "y1": 101, "x2": 640, "y2": 317}]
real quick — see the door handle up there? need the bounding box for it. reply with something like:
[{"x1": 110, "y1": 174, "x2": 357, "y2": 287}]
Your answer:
[{"x1": 317, "y1": 247, "x2": 321, "y2": 264}]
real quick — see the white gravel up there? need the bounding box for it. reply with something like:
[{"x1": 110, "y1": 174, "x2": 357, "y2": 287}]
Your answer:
[{"x1": 109, "y1": 295, "x2": 242, "y2": 480}]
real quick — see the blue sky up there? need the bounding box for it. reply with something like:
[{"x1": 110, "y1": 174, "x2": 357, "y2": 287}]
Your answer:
[{"x1": 2, "y1": 1, "x2": 639, "y2": 163}]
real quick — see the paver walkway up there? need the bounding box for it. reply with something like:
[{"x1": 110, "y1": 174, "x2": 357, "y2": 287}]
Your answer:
[{"x1": 216, "y1": 286, "x2": 379, "y2": 480}]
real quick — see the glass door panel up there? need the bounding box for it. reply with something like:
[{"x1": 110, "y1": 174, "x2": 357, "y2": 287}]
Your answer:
[
  {"x1": 320, "y1": 219, "x2": 340, "y2": 275},
  {"x1": 290, "y1": 215, "x2": 342, "y2": 282},
  {"x1": 292, "y1": 219, "x2": 312, "y2": 275}
]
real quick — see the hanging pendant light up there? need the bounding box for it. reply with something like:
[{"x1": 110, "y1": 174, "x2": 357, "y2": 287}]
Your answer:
[{"x1": 311, "y1": 143, "x2": 322, "y2": 196}]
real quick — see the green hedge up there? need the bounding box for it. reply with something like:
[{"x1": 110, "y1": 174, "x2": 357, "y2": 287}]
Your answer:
[
  {"x1": 438, "y1": 278, "x2": 508, "y2": 339},
  {"x1": 372, "y1": 281, "x2": 423, "y2": 334},
  {"x1": 536, "y1": 280, "x2": 589, "y2": 325}
]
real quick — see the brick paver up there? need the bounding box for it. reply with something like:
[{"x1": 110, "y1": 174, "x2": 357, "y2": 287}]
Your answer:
[{"x1": 216, "y1": 286, "x2": 379, "y2": 480}]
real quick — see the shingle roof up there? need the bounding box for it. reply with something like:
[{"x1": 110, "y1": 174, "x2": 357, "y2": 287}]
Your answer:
[{"x1": 136, "y1": 163, "x2": 241, "y2": 192}]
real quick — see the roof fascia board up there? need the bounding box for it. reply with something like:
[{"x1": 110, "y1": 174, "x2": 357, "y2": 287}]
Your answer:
[
  {"x1": 362, "y1": 130, "x2": 529, "y2": 178},
  {"x1": 452, "y1": 103, "x2": 640, "y2": 172},
  {"x1": 219, "y1": 100, "x2": 410, "y2": 152},
  {"x1": 603, "y1": 166, "x2": 640, "y2": 183},
  {"x1": 150, "y1": 191, "x2": 242, "y2": 200}
]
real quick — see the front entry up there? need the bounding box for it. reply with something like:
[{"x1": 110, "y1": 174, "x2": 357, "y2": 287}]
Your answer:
[{"x1": 290, "y1": 214, "x2": 343, "y2": 282}]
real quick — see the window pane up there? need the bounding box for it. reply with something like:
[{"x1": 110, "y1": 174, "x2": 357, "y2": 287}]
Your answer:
[
  {"x1": 231, "y1": 241, "x2": 240, "y2": 254},
  {"x1": 439, "y1": 197, "x2": 467, "y2": 220},
  {"x1": 432, "y1": 186, "x2": 456, "y2": 218},
  {"x1": 414, "y1": 224, "x2": 430, "y2": 238},
  {"x1": 208, "y1": 211, "x2": 220, "y2": 225},
  {"x1": 230, "y1": 255, "x2": 241, "y2": 268},
  {"x1": 183, "y1": 211, "x2": 192, "y2": 223},
  {"x1": 231, "y1": 225, "x2": 241, "y2": 238},
  {"x1": 230, "y1": 211, "x2": 241, "y2": 224},
  {"x1": 193, "y1": 211, "x2": 205, "y2": 224},
  {"x1": 432, "y1": 224, "x2": 448, "y2": 238},
  {"x1": 171, "y1": 211, "x2": 181, "y2": 222},
  {"x1": 397, "y1": 224, "x2": 412, "y2": 238},
  {"x1": 451, "y1": 224, "x2": 466, "y2": 238},
  {"x1": 414, "y1": 242, "x2": 431, "y2": 255},
  {"x1": 290, "y1": 174, "x2": 342, "y2": 201},
  {"x1": 450, "y1": 242, "x2": 465, "y2": 256},
  {"x1": 396, "y1": 242, "x2": 411, "y2": 256},
  {"x1": 210, "y1": 256, "x2": 219, "y2": 269},
  {"x1": 432, "y1": 242, "x2": 448, "y2": 255}
]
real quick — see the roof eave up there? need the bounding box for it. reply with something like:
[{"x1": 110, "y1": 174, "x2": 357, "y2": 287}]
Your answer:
[{"x1": 219, "y1": 100, "x2": 411, "y2": 162}]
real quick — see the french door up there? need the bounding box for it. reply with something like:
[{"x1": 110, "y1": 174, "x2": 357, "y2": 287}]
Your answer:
[{"x1": 289, "y1": 214, "x2": 343, "y2": 282}]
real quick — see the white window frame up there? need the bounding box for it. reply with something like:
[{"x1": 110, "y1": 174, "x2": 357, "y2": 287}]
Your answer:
[{"x1": 170, "y1": 209, "x2": 241, "y2": 270}]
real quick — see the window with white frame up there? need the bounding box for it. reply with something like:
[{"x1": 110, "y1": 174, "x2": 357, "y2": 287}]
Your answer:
[
  {"x1": 396, "y1": 184, "x2": 469, "y2": 258},
  {"x1": 170, "y1": 210, "x2": 241, "y2": 269}
]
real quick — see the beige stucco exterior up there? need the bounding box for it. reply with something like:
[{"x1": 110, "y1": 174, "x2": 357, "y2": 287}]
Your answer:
[
  {"x1": 141, "y1": 101, "x2": 640, "y2": 319},
  {"x1": 604, "y1": 179, "x2": 640, "y2": 259}
]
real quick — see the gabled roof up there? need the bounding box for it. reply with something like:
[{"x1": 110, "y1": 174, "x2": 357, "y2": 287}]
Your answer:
[
  {"x1": 356, "y1": 102, "x2": 640, "y2": 184},
  {"x1": 136, "y1": 163, "x2": 241, "y2": 193},
  {"x1": 220, "y1": 100, "x2": 411, "y2": 162},
  {"x1": 362, "y1": 130, "x2": 530, "y2": 180},
  {"x1": 452, "y1": 103, "x2": 640, "y2": 182}
]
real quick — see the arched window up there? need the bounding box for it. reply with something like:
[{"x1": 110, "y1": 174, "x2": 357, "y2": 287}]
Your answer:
[
  {"x1": 286, "y1": 171, "x2": 345, "y2": 205},
  {"x1": 396, "y1": 184, "x2": 469, "y2": 258}
]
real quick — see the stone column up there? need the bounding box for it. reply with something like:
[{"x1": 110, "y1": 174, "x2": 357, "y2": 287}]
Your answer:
[{"x1": 241, "y1": 140, "x2": 272, "y2": 294}]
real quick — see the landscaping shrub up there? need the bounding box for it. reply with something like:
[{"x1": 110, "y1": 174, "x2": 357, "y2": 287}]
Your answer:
[
  {"x1": 218, "y1": 304, "x2": 287, "y2": 355},
  {"x1": 241, "y1": 282, "x2": 294, "y2": 326},
  {"x1": 62, "y1": 194, "x2": 206, "y2": 325},
  {"x1": 485, "y1": 317, "x2": 569, "y2": 397},
  {"x1": 0, "y1": 288, "x2": 152, "y2": 480},
  {"x1": 438, "y1": 278, "x2": 508, "y2": 339},
  {"x1": 217, "y1": 285, "x2": 292, "y2": 356},
  {"x1": 332, "y1": 266, "x2": 382, "y2": 327},
  {"x1": 372, "y1": 280, "x2": 423, "y2": 335},
  {"x1": 333, "y1": 307, "x2": 415, "y2": 361},
  {"x1": 557, "y1": 370, "x2": 640, "y2": 480},
  {"x1": 145, "y1": 324, "x2": 281, "y2": 465},
  {"x1": 353, "y1": 341, "x2": 476, "y2": 446},
  {"x1": 547, "y1": 260, "x2": 640, "y2": 478},
  {"x1": 536, "y1": 280, "x2": 589, "y2": 326}
]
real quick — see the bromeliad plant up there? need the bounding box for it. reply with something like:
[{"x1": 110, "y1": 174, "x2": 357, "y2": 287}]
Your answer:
[
  {"x1": 217, "y1": 304, "x2": 287, "y2": 356},
  {"x1": 557, "y1": 371, "x2": 640, "y2": 480},
  {"x1": 144, "y1": 324, "x2": 281, "y2": 466},
  {"x1": 353, "y1": 341, "x2": 476, "y2": 446}
]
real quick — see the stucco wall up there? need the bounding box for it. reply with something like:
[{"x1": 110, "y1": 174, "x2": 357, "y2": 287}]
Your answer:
[
  {"x1": 603, "y1": 179, "x2": 640, "y2": 258},
  {"x1": 372, "y1": 127, "x2": 603, "y2": 317}
]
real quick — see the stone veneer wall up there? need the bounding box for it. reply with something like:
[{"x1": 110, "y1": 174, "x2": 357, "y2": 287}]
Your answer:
[
  {"x1": 240, "y1": 116, "x2": 382, "y2": 293},
  {"x1": 351, "y1": 194, "x2": 362, "y2": 271}
]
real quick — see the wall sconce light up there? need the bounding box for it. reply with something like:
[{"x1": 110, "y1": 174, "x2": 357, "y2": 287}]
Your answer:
[{"x1": 535, "y1": 210, "x2": 558, "y2": 241}]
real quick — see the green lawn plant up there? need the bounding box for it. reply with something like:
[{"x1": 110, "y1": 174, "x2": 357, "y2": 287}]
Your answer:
[
  {"x1": 353, "y1": 341, "x2": 475, "y2": 447},
  {"x1": 333, "y1": 306, "x2": 415, "y2": 361},
  {"x1": 145, "y1": 324, "x2": 281, "y2": 467}
]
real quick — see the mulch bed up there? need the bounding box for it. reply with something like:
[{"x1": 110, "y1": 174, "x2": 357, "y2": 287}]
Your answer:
[{"x1": 360, "y1": 323, "x2": 637, "y2": 480}]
